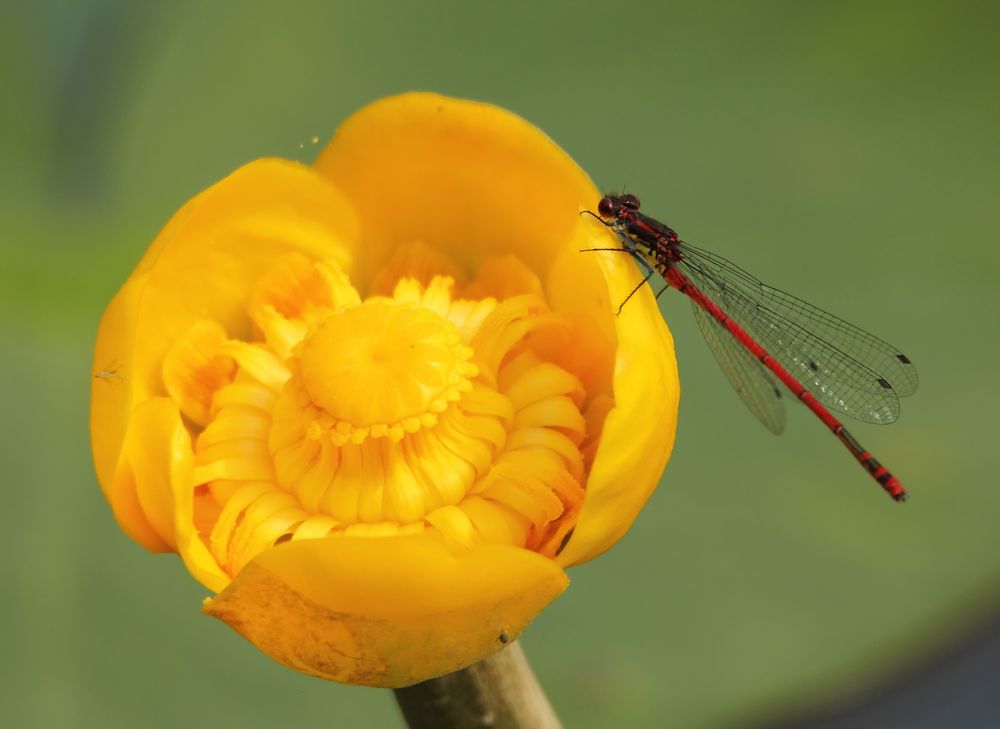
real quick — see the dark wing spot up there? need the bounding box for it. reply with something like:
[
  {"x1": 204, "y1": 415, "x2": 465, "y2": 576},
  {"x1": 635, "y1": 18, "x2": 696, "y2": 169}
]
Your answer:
[
  {"x1": 807, "y1": 359, "x2": 819, "y2": 372},
  {"x1": 877, "y1": 378, "x2": 893, "y2": 390},
  {"x1": 896, "y1": 353, "x2": 912, "y2": 364},
  {"x1": 773, "y1": 387, "x2": 782, "y2": 398}
]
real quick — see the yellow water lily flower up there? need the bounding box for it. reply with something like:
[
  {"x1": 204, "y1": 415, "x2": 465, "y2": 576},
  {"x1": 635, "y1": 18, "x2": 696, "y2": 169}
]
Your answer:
[{"x1": 90, "y1": 92, "x2": 679, "y2": 688}]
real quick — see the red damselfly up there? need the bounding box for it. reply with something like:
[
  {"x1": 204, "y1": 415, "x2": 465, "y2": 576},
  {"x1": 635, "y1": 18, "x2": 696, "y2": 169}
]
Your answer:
[{"x1": 583, "y1": 194, "x2": 917, "y2": 502}]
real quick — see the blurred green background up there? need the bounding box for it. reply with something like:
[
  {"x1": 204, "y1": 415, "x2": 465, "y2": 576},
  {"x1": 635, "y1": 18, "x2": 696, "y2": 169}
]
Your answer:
[{"x1": 3, "y1": 1, "x2": 998, "y2": 727}]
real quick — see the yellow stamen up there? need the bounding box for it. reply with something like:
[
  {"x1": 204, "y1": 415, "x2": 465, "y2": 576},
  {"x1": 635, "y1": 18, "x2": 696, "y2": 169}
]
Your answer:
[{"x1": 162, "y1": 320, "x2": 235, "y2": 426}]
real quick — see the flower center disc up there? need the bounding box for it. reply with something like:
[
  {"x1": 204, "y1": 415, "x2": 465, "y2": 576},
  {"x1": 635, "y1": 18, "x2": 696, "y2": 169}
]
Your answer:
[{"x1": 298, "y1": 302, "x2": 468, "y2": 429}]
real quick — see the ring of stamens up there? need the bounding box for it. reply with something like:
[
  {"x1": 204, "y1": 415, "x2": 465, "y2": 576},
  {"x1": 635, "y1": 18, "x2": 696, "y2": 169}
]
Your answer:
[{"x1": 183, "y1": 257, "x2": 595, "y2": 580}]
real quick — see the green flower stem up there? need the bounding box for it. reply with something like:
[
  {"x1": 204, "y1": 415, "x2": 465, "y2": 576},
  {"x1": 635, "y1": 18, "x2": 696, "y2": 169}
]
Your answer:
[{"x1": 393, "y1": 641, "x2": 562, "y2": 729}]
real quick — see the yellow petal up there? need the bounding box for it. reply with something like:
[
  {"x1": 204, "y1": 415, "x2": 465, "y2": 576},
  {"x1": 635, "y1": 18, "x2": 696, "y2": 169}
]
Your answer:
[
  {"x1": 425, "y1": 504, "x2": 481, "y2": 551},
  {"x1": 203, "y1": 534, "x2": 567, "y2": 687},
  {"x1": 91, "y1": 159, "x2": 358, "y2": 498},
  {"x1": 119, "y1": 399, "x2": 191, "y2": 551},
  {"x1": 162, "y1": 320, "x2": 234, "y2": 427},
  {"x1": 107, "y1": 454, "x2": 171, "y2": 554}
]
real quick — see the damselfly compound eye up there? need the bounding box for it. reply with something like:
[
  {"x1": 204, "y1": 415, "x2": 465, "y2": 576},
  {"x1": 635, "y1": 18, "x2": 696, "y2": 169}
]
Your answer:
[{"x1": 597, "y1": 196, "x2": 616, "y2": 218}]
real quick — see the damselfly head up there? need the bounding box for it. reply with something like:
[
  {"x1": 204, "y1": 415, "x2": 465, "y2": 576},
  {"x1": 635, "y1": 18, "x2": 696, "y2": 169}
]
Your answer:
[{"x1": 598, "y1": 193, "x2": 641, "y2": 220}]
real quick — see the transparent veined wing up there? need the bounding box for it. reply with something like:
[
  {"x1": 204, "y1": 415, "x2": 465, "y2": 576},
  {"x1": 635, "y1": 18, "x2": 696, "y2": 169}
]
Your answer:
[
  {"x1": 689, "y1": 296, "x2": 786, "y2": 434},
  {"x1": 676, "y1": 244, "x2": 913, "y2": 424},
  {"x1": 680, "y1": 243, "x2": 917, "y2": 396}
]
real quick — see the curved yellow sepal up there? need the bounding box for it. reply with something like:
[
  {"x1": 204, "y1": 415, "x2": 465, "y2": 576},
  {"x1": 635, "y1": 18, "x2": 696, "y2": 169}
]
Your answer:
[
  {"x1": 92, "y1": 272, "x2": 149, "y2": 499},
  {"x1": 314, "y1": 92, "x2": 599, "y2": 290},
  {"x1": 554, "y1": 220, "x2": 681, "y2": 567},
  {"x1": 111, "y1": 398, "x2": 231, "y2": 589},
  {"x1": 203, "y1": 535, "x2": 568, "y2": 687}
]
